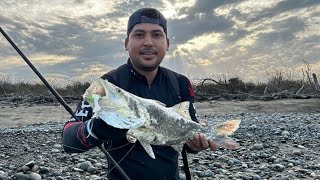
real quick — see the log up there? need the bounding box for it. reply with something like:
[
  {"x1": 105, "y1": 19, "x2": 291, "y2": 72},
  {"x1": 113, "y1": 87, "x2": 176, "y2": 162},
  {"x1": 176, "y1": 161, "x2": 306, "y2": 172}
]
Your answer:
[
  {"x1": 292, "y1": 94, "x2": 311, "y2": 99},
  {"x1": 312, "y1": 73, "x2": 320, "y2": 92},
  {"x1": 295, "y1": 84, "x2": 304, "y2": 94}
]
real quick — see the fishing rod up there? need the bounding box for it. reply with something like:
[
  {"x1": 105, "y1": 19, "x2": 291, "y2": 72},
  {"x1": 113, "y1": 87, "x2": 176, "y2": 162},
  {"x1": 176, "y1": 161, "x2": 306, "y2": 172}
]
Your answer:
[{"x1": 0, "y1": 27, "x2": 131, "y2": 180}]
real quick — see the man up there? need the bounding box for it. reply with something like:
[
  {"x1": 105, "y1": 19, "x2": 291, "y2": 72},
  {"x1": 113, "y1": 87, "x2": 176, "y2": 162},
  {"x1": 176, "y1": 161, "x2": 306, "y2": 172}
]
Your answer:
[{"x1": 62, "y1": 7, "x2": 217, "y2": 180}]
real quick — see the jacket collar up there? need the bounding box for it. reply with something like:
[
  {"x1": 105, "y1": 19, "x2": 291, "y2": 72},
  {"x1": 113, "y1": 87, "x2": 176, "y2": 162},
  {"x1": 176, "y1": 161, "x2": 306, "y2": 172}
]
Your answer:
[{"x1": 126, "y1": 58, "x2": 162, "y2": 82}]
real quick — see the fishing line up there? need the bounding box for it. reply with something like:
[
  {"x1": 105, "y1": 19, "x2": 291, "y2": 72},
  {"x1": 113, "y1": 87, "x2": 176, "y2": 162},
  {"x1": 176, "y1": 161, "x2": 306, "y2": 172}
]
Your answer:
[{"x1": 106, "y1": 142, "x2": 136, "y2": 175}]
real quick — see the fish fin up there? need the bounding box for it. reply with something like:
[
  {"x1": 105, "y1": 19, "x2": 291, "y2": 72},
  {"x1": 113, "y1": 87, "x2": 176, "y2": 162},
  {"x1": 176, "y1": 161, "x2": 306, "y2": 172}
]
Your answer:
[
  {"x1": 171, "y1": 101, "x2": 191, "y2": 120},
  {"x1": 98, "y1": 111, "x2": 144, "y2": 129},
  {"x1": 214, "y1": 119, "x2": 241, "y2": 137},
  {"x1": 153, "y1": 100, "x2": 166, "y2": 107},
  {"x1": 171, "y1": 144, "x2": 184, "y2": 153},
  {"x1": 139, "y1": 141, "x2": 155, "y2": 159},
  {"x1": 216, "y1": 138, "x2": 240, "y2": 150}
]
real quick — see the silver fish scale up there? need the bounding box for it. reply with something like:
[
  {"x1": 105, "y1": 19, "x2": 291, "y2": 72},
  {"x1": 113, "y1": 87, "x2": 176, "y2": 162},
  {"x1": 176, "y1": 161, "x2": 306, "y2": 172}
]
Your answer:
[{"x1": 131, "y1": 103, "x2": 205, "y2": 146}]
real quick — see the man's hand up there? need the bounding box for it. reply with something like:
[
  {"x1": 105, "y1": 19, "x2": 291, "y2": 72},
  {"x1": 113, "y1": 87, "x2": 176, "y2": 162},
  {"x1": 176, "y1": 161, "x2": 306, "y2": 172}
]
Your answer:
[{"x1": 186, "y1": 133, "x2": 217, "y2": 152}]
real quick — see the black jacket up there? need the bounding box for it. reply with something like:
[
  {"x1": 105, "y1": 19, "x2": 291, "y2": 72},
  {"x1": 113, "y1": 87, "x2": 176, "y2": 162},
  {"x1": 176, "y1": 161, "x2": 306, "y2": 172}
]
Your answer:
[{"x1": 62, "y1": 60, "x2": 197, "y2": 180}]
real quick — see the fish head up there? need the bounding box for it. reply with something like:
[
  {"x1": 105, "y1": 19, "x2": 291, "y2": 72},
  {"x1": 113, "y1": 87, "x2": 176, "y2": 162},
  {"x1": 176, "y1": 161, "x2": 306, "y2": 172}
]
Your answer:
[
  {"x1": 83, "y1": 79, "x2": 106, "y2": 104},
  {"x1": 83, "y1": 79, "x2": 127, "y2": 105}
]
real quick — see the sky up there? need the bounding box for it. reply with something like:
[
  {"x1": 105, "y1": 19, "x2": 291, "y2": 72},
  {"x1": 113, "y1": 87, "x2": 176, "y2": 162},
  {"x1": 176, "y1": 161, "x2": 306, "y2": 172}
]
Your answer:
[{"x1": 1, "y1": 0, "x2": 320, "y2": 85}]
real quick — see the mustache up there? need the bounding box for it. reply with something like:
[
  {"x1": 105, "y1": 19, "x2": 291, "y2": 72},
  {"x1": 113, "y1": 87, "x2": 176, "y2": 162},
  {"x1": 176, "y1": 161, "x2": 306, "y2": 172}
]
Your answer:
[{"x1": 139, "y1": 48, "x2": 157, "y2": 54}]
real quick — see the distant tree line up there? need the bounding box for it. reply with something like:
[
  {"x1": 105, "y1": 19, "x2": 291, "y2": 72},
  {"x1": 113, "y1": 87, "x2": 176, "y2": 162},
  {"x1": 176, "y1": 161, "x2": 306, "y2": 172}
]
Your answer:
[{"x1": 0, "y1": 71, "x2": 319, "y2": 102}]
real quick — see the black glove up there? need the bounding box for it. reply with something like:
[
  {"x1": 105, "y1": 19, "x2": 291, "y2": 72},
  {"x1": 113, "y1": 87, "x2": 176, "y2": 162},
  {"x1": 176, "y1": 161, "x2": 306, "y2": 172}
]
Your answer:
[{"x1": 91, "y1": 117, "x2": 128, "y2": 142}]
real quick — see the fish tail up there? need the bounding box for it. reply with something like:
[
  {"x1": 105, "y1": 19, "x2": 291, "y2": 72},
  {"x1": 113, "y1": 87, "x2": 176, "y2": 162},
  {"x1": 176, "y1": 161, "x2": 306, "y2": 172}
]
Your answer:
[
  {"x1": 215, "y1": 137, "x2": 240, "y2": 150},
  {"x1": 210, "y1": 119, "x2": 241, "y2": 150},
  {"x1": 214, "y1": 119, "x2": 241, "y2": 137}
]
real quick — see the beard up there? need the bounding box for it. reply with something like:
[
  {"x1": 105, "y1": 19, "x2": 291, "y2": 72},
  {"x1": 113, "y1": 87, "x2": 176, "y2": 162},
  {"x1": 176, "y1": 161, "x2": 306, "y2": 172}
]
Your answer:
[
  {"x1": 130, "y1": 57, "x2": 163, "y2": 72},
  {"x1": 138, "y1": 64, "x2": 159, "y2": 72}
]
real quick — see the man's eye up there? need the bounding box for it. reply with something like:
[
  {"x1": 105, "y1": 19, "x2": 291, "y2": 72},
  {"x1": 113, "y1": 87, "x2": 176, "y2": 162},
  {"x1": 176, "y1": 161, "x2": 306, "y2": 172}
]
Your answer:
[
  {"x1": 134, "y1": 34, "x2": 143, "y2": 37},
  {"x1": 154, "y1": 33, "x2": 162, "y2": 37}
]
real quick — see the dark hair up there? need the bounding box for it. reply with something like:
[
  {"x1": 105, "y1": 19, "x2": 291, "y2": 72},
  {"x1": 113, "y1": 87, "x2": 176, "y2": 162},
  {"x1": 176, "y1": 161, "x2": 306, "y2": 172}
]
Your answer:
[{"x1": 127, "y1": 8, "x2": 167, "y2": 35}]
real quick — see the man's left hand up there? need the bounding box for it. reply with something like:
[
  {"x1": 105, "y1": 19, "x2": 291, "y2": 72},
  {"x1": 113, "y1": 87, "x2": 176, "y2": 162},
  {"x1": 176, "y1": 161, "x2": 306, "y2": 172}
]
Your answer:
[{"x1": 186, "y1": 133, "x2": 217, "y2": 152}]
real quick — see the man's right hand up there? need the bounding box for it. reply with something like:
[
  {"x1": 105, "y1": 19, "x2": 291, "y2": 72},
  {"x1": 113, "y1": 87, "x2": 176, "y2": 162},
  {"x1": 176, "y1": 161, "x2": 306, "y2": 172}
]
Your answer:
[{"x1": 186, "y1": 133, "x2": 217, "y2": 152}]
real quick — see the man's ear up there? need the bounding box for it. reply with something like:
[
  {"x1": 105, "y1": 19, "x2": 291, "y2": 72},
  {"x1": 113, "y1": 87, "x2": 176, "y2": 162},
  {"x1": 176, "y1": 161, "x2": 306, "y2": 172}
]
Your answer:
[
  {"x1": 166, "y1": 38, "x2": 170, "y2": 50},
  {"x1": 125, "y1": 37, "x2": 128, "y2": 50}
]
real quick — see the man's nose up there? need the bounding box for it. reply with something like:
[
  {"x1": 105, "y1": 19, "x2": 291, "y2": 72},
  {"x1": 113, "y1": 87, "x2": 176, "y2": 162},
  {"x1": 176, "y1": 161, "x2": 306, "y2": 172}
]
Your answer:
[{"x1": 143, "y1": 34, "x2": 153, "y2": 47}]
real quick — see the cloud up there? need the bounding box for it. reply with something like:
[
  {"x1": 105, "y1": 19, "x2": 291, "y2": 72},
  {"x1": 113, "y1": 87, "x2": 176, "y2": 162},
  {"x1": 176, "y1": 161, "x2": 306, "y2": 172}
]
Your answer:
[
  {"x1": 247, "y1": 0, "x2": 320, "y2": 24},
  {"x1": 168, "y1": 0, "x2": 243, "y2": 44}
]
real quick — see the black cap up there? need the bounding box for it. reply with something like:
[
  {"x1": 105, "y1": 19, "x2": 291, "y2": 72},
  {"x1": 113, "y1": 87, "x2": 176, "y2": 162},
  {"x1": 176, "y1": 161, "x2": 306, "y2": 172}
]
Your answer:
[{"x1": 127, "y1": 8, "x2": 167, "y2": 35}]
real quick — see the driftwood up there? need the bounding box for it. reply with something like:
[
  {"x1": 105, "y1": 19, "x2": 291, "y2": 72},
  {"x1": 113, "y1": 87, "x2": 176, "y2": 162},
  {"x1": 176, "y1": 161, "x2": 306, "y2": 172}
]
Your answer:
[
  {"x1": 195, "y1": 78, "x2": 222, "y2": 94},
  {"x1": 0, "y1": 95, "x2": 81, "y2": 106},
  {"x1": 263, "y1": 85, "x2": 268, "y2": 94},
  {"x1": 194, "y1": 77, "x2": 318, "y2": 101},
  {"x1": 295, "y1": 84, "x2": 304, "y2": 94},
  {"x1": 312, "y1": 73, "x2": 320, "y2": 92}
]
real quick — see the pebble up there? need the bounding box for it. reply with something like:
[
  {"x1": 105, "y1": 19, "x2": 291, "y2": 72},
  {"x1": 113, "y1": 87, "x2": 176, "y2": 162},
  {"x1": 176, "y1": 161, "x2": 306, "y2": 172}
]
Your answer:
[
  {"x1": 272, "y1": 164, "x2": 286, "y2": 172},
  {"x1": 87, "y1": 165, "x2": 97, "y2": 173},
  {"x1": 213, "y1": 162, "x2": 222, "y2": 168},
  {"x1": 89, "y1": 175, "x2": 101, "y2": 179},
  {"x1": 52, "y1": 144, "x2": 62, "y2": 149},
  {"x1": 39, "y1": 167, "x2": 50, "y2": 174},
  {"x1": 15, "y1": 172, "x2": 29, "y2": 180},
  {"x1": 51, "y1": 149, "x2": 60, "y2": 153},
  {"x1": 252, "y1": 174, "x2": 261, "y2": 180},
  {"x1": 29, "y1": 172, "x2": 42, "y2": 180},
  {"x1": 79, "y1": 161, "x2": 93, "y2": 171},
  {"x1": 253, "y1": 143, "x2": 264, "y2": 150},
  {"x1": 0, "y1": 170, "x2": 8, "y2": 179},
  {"x1": 293, "y1": 150, "x2": 302, "y2": 156}
]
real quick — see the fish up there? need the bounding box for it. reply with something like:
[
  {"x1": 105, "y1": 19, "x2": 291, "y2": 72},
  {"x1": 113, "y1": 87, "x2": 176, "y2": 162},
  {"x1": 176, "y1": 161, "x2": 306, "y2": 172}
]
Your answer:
[{"x1": 83, "y1": 78, "x2": 241, "y2": 159}]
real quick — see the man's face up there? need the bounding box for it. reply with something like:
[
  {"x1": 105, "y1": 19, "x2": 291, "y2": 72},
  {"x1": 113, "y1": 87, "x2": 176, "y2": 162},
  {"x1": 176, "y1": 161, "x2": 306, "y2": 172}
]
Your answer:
[{"x1": 125, "y1": 23, "x2": 169, "y2": 72}]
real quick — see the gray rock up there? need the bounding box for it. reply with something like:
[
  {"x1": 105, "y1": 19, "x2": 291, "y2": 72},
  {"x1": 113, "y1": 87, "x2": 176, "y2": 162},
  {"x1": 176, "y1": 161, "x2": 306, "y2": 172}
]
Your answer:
[
  {"x1": 29, "y1": 172, "x2": 41, "y2": 180},
  {"x1": 87, "y1": 165, "x2": 97, "y2": 173},
  {"x1": 213, "y1": 162, "x2": 222, "y2": 168},
  {"x1": 73, "y1": 167, "x2": 84, "y2": 172},
  {"x1": 0, "y1": 170, "x2": 8, "y2": 180},
  {"x1": 50, "y1": 149, "x2": 60, "y2": 153},
  {"x1": 79, "y1": 161, "x2": 93, "y2": 171},
  {"x1": 281, "y1": 130, "x2": 290, "y2": 136},
  {"x1": 56, "y1": 176, "x2": 64, "y2": 180},
  {"x1": 39, "y1": 167, "x2": 50, "y2": 174},
  {"x1": 52, "y1": 144, "x2": 62, "y2": 149},
  {"x1": 89, "y1": 175, "x2": 101, "y2": 180},
  {"x1": 293, "y1": 150, "x2": 302, "y2": 156},
  {"x1": 281, "y1": 175, "x2": 290, "y2": 180},
  {"x1": 31, "y1": 165, "x2": 39, "y2": 172},
  {"x1": 18, "y1": 165, "x2": 30, "y2": 172},
  {"x1": 272, "y1": 164, "x2": 286, "y2": 172},
  {"x1": 253, "y1": 143, "x2": 264, "y2": 150},
  {"x1": 15, "y1": 172, "x2": 29, "y2": 180},
  {"x1": 252, "y1": 174, "x2": 261, "y2": 180}
]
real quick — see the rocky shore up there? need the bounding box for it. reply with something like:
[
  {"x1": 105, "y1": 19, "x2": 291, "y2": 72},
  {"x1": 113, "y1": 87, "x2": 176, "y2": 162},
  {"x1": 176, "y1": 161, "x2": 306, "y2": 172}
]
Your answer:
[{"x1": 0, "y1": 111, "x2": 319, "y2": 179}]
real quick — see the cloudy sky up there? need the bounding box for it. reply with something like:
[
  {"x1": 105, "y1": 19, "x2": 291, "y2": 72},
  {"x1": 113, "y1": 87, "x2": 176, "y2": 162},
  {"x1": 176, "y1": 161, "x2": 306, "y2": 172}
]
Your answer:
[{"x1": 1, "y1": 0, "x2": 319, "y2": 84}]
